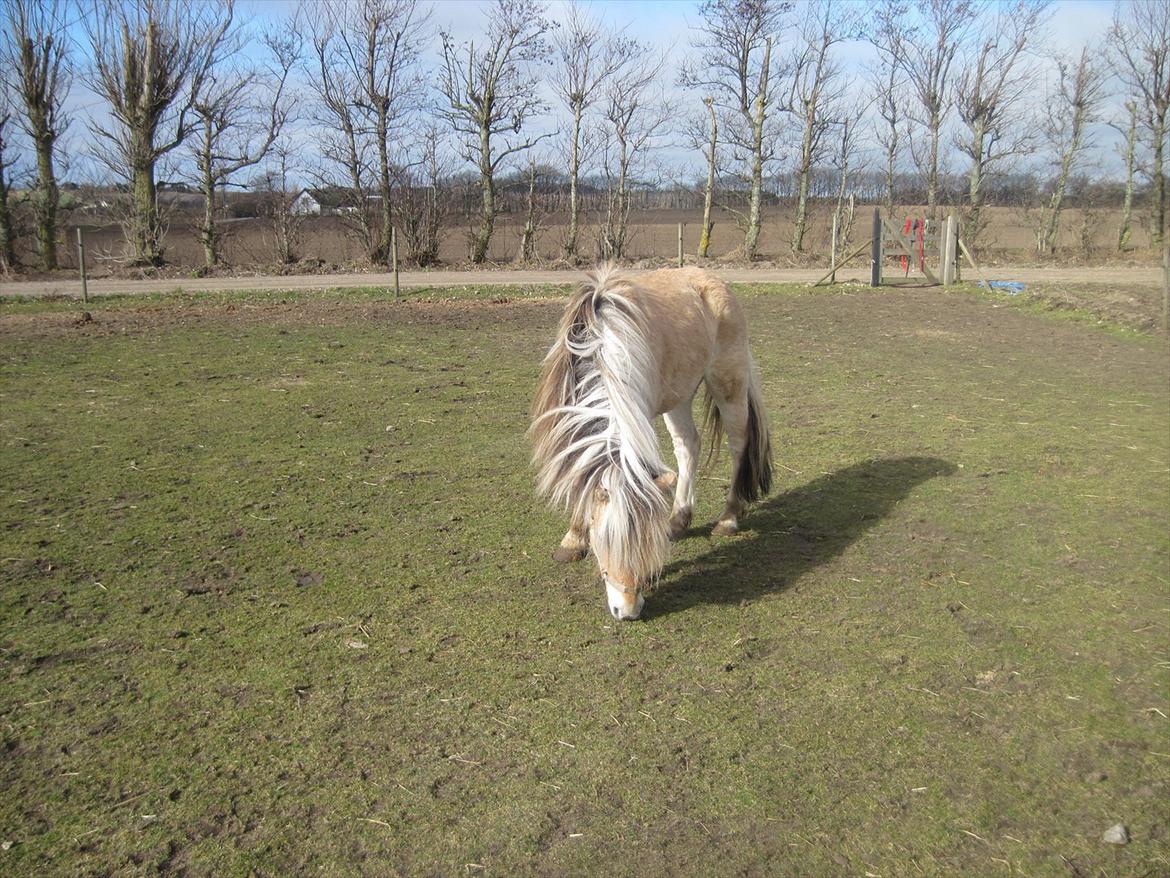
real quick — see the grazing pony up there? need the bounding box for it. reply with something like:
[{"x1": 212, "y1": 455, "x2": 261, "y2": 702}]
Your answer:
[{"x1": 530, "y1": 265, "x2": 772, "y2": 620}]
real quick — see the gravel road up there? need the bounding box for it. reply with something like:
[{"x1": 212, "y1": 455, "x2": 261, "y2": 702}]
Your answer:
[{"x1": 1, "y1": 264, "x2": 1163, "y2": 298}]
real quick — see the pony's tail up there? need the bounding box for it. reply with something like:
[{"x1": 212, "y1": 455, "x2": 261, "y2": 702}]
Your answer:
[
  {"x1": 702, "y1": 363, "x2": 773, "y2": 504},
  {"x1": 700, "y1": 386, "x2": 723, "y2": 468},
  {"x1": 734, "y1": 369, "x2": 773, "y2": 504}
]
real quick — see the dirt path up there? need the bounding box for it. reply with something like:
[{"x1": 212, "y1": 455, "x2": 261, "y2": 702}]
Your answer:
[{"x1": 1, "y1": 264, "x2": 1164, "y2": 298}]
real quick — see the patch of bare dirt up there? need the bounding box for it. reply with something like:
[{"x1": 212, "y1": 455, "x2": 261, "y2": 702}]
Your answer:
[
  {"x1": 1017, "y1": 281, "x2": 1166, "y2": 331},
  {"x1": 0, "y1": 295, "x2": 569, "y2": 341}
]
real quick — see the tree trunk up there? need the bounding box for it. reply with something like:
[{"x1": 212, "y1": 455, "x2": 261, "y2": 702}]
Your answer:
[
  {"x1": 604, "y1": 137, "x2": 631, "y2": 259},
  {"x1": 832, "y1": 150, "x2": 851, "y2": 254},
  {"x1": 341, "y1": 123, "x2": 372, "y2": 258},
  {"x1": 744, "y1": 144, "x2": 764, "y2": 259},
  {"x1": 131, "y1": 141, "x2": 161, "y2": 267},
  {"x1": 1152, "y1": 111, "x2": 1166, "y2": 249},
  {"x1": 472, "y1": 125, "x2": 495, "y2": 264},
  {"x1": 1118, "y1": 103, "x2": 1137, "y2": 251},
  {"x1": 964, "y1": 118, "x2": 985, "y2": 245},
  {"x1": 699, "y1": 99, "x2": 717, "y2": 258},
  {"x1": 519, "y1": 163, "x2": 537, "y2": 262},
  {"x1": 0, "y1": 117, "x2": 13, "y2": 271},
  {"x1": 743, "y1": 38, "x2": 771, "y2": 261},
  {"x1": 375, "y1": 105, "x2": 393, "y2": 266},
  {"x1": 565, "y1": 101, "x2": 583, "y2": 259},
  {"x1": 198, "y1": 119, "x2": 218, "y2": 268},
  {"x1": 0, "y1": 187, "x2": 15, "y2": 271},
  {"x1": 615, "y1": 158, "x2": 628, "y2": 258},
  {"x1": 791, "y1": 106, "x2": 814, "y2": 255},
  {"x1": 1037, "y1": 112, "x2": 1085, "y2": 256},
  {"x1": 884, "y1": 135, "x2": 897, "y2": 216},
  {"x1": 33, "y1": 131, "x2": 59, "y2": 270},
  {"x1": 927, "y1": 111, "x2": 941, "y2": 223}
]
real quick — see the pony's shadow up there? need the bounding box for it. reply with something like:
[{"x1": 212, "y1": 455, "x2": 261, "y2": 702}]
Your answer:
[{"x1": 649, "y1": 456, "x2": 957, "y2": 618}]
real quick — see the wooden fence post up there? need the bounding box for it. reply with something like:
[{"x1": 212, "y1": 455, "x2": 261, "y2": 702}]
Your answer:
[
  {"x1": 391, "y1": 227, "x2": 399, "y2": 299},
  {"x1": 830, "y1": 213, "x2": 839, "y2": 284},
  {"x1": 76, "y1": 227, "x2": 88, "y2": 304},
  {"x1": 1162, "y1": 241, "x2": 1168, "y2": 333},
  {"x1": 870, "y1": 208, "x2": 881, "y2": 287},
  {"x1": 678, "y1": 223, "x2": 683, "y2": 267},
  {"x1": 941, "y1": 213, "x2": 957, "y2": 285}
]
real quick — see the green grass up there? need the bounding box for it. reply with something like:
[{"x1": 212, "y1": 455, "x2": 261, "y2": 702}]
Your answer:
[{"x1": 1, "y1": 284, "x2": 1167, "y2": 876}]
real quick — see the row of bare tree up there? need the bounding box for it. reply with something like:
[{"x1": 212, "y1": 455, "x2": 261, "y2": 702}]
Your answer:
[{"x1": 0, "y1": 0, "x2": 1167, "y2": 274}]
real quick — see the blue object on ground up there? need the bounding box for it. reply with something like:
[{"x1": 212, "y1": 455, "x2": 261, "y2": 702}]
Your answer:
[{"x1": 981, "y1": 280, "x2": 1025, "y2": 295}]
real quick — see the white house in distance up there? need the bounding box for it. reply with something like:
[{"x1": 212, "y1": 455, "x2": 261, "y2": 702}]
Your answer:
[{"x1": 290, "y1": 189, "x2": 321, "y2": 216}]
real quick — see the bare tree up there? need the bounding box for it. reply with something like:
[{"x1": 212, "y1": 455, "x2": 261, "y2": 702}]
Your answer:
[
  {"x1": 696, "y1": 96, "x2": 718, "y2": 257},
  {"x1": 953, "y1": 0, "x2": 1048, "y2": 245},
  {"x1": 1035, "y1": 47, "x2": 1104, "y2": 255},
  {"x1": 870, "y1": 0, "x2": 908, "y2": 214},
  {"x1": 190, "y1": 24, "x2": 298, "y2": 268},
  {"x1": 3, "y1": 0, "x2": 70, "y2": 270},
  {"x1": 681, "y1": 95, "x2": 720, "y2": 257},
  {"x1": 325, "y1": 0, "x2": 428, "y2": 266},
  {"x1": 786, "y1": 0, "x2": 857, "y2": 255},
  {"x1": 394, "y1": 125, "x2": 449, "y2": 267},
  {"x1": 516, "y1": 155, "x2": 546, "y2": 262},
  {"x1": 552, "y1": 1, "x2": 629, "y2": 260},
  {"x1": 439, "y1": 0, "x2": 553, "y2": 264},
  {"x1": 599, "y1": 49, "x2": 671, "y2": 260},
  {"x1": 681, "y1": 0, "x2": 789, "y2": 260},
  {"x1": 899, "y1": 0, "x2": 978, "y2": 222},
  {"x1": 305, "y1": 5, "x2": 373, "y2": 259},
  {"x1": 393, "y1": 125, "x2": 449, "y2": 266},
  {"x1": 1109, "y1": 0, "x2": 1170, "y2": 248},
  {"x1": 829, "y1": 105, "x2": 866, "y2": 254},
  {"x1": 84, "y1": 0, "x2": 234, "y2": 267},
  {"x1": 252, "y1": 136, "x2": 304, "y2": 265},
  {"x1": 0, "y1": 93, "x2": 17, "y2": 272},
  {"x1": 1116, "y1": 101, "x2": 1138, "y2": 251}
]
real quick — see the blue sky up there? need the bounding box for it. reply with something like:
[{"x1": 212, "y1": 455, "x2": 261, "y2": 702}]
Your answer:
[{"x1": 44, "y1": 0, "x2": 1132, "y2": 185}]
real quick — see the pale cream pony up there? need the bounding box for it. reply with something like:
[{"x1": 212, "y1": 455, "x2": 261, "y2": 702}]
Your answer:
[{"x1": 531, "y1": 264, "x2": 772, "y2": 620}]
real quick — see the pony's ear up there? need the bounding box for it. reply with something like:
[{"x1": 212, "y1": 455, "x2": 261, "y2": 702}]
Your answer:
[{"x1": 653, "y1": 471, "x2": 677, "y2": 493}]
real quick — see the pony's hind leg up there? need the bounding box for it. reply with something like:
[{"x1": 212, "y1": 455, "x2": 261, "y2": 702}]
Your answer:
[
  {"x1": 705, "y1": 361, "x2": 772, "y2": 537},
  {"x1": 711, "y1": 394, "x2": 749, "y2": 536},
  {"x1": 664, "y1": 401, "x2": 700, "y2": 540},
  {"x1": 553, "y1": 508, "x2": 589, "y2": 563}
]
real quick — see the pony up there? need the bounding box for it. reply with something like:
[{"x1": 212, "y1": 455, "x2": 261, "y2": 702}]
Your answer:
[{"x1": 530, "y1": 264, "x2": 772, "y2": 620}]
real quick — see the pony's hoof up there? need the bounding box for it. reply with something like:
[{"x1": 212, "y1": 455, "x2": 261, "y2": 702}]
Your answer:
[
  {"x1": 552, "y1": 546, "x2": 586, "y2": 564},
  {"x1": 668, "y1": 509, "x2": 693, "y2": 541},
  {"x1": 712, "y1": 521, "x2": 738, "y2": 537}
]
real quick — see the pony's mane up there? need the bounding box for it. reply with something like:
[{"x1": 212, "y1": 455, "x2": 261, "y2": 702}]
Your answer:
[{"x1": 530, "y1": 264, "x2": 670, "y2": 580}]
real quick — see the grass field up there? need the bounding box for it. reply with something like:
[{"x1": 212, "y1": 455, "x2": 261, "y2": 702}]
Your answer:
[{"x1": 1, "y1": 280, "x2": 1168, "y2": 876}]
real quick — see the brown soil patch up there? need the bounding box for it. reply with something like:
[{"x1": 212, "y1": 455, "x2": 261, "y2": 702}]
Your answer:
[{"x1": 0, "y1": 295, "x2": 569, "y2": 341}]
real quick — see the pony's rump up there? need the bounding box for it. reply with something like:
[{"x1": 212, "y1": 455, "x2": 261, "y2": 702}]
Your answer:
[{"x1": 700, "y1": 363, "x2": 772, "y2": 505}]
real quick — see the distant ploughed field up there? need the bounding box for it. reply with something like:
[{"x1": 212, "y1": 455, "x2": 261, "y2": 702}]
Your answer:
[{"x1": 28, "y1": 204, "x2": 1161, "y2": 275}]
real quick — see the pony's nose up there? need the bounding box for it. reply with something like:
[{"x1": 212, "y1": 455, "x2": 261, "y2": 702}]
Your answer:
[{"x1": 608, "y1": 598, "x2": 644, "y2": 621}]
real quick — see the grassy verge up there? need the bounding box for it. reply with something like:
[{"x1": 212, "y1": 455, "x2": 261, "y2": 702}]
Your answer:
[{"x1": 1, "y1": 283, "x2": 1167, "y2": 875}]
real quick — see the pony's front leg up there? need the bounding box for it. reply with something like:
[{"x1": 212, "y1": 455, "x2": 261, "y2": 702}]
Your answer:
[
  {"x1": 552, "y1": 509, "x2": 589, "y2": 563},
  {"x1": 664, "y1": 403, "x2": 700, "y2": 540}
]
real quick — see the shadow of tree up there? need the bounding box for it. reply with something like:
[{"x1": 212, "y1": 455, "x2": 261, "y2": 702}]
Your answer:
[{"x1": 649, "y1": 457, "x2": 958, "y2": 618}]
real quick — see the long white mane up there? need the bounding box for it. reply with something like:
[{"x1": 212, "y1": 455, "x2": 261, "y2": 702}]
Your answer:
[{"x1": 530, "y1": 265, "x2": 671, "y2": 581}]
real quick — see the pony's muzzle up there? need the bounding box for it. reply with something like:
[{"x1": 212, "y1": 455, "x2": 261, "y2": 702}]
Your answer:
[{"x1": 606, "y1": 581, "x2": 644, "y2": 621}]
